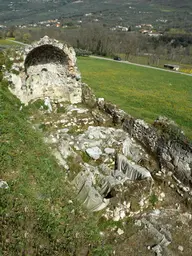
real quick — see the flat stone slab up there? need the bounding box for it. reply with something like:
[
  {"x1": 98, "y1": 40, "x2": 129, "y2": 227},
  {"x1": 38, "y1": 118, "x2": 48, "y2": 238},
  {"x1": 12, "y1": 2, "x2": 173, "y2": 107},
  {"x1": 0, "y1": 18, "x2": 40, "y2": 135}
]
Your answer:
[
  {"x1": 104, "y1": 147, "x2": 115, "y2": 154},
  {"x1": 86, "y1": 146, "x2": 102, "y2": 160}
]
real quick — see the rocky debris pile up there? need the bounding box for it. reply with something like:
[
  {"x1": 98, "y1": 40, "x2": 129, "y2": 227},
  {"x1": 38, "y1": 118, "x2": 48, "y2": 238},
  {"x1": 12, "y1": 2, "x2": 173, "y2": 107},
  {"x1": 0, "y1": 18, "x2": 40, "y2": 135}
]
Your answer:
[
  {"x1": 30, "y1": 100, "x2": 155, "y2": 213},
  {"x1": 29, "y1": 97, "x2": 192, "y2": 219}
]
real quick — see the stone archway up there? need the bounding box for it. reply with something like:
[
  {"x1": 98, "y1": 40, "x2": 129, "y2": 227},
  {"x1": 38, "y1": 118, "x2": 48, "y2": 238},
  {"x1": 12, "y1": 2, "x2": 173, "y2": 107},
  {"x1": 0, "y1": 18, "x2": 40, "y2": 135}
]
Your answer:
[
  {"x1": 24, "y1": 44, "x2": 68, "y2": 76},
  {"x1": 8, "y1": 36, "x2": 82, "y2": 104},
  {"x1": 24, "y1": 44, "x2": 71, "y2": 102}
]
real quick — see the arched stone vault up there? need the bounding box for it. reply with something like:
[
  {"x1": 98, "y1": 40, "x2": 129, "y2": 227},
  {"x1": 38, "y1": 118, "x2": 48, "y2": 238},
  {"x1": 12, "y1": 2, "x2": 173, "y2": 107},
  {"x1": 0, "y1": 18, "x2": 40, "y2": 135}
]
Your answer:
[
  {"x1": 24, "y1": 44, "x2": 68, "y2": 73},
  {"x1": 8, "y1": 36, "x2": 82, "y2": 104}
]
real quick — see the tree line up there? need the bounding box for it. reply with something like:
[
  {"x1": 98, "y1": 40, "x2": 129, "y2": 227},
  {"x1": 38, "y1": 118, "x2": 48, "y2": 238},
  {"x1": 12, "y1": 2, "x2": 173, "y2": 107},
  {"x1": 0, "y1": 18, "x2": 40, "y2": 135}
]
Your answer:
[{"x1": 1, "y1": 23, "x2": 192, "y2": 65}]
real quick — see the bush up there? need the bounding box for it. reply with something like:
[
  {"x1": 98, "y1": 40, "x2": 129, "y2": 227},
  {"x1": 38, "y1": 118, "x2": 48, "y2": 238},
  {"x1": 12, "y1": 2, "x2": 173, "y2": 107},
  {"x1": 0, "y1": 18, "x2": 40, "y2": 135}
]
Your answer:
[{"x1": 149, "y1": 193, "x2": 158, "y2": 206}]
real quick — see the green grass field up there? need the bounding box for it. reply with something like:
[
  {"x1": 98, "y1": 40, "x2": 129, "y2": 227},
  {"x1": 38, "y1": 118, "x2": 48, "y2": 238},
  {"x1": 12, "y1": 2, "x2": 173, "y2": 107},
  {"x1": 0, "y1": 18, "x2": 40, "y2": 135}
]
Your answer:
[
  {"x1": 78, "y1": 57, "x2": 192, "y2": 138},
  {"x1": 0, "y1": 38, "x2": 23, "y2": 50},
  {"x1": 0, "y1": 38, "x2": 18, "y2": 46},
  {"x1": 117, "y1": 54, "x2": 192, "y2": 71}
]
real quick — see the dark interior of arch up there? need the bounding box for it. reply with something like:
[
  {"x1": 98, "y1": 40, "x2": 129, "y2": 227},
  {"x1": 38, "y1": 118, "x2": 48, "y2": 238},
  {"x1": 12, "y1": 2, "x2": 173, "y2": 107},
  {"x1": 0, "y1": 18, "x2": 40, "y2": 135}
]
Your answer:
[{"x1": 24, "y1": 44, "x2": 67, "y2": 71}]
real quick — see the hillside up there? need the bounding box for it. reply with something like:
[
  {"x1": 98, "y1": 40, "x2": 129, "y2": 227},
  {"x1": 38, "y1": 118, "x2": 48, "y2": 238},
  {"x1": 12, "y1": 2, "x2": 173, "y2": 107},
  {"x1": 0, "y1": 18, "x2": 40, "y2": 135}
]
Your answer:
[
  {"x1": 0, "y1": 0, "x2": 192, "y2": 30},
  {"x1": 1, "y1": 36, "x2": 192, "y2": 256},
  {"x1": 0, "y1": 80, "x2": 108, "y2": 255}
]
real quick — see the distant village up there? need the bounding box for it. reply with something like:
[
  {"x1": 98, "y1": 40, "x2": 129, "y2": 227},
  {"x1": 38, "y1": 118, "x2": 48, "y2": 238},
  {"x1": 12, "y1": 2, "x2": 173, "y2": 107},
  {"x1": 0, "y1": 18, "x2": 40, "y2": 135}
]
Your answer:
[
  {"x1": 0, "y1": 1, "x2": 167, "y2": 38},
  {"x1": 0, "y1": 16, "x2": 163, "y2": 38}
]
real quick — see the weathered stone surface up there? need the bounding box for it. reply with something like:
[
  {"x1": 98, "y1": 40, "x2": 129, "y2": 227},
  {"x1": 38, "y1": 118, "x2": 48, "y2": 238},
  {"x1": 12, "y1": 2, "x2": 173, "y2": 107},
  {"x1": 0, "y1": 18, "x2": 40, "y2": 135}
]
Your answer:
[
  {"x1": 72, "y1": 169, "x2": 110, "y2": 211},
  {"x1": 123, "y1": 116, "x2": 192, "y2": 184},
  {"x1": 142, "y1": 218, "x2": 171, "y2": 255},
  {"x1": 91, "y1": 108, "x2": 112, "y2": 125},
  {"x1": 53, "y1": 150, "x2": 68, "y2": 169},
  {"x1": 98, "y1": 99, "x2": 192, "y2": 189},
  {"x1": 115, "y1": 154, "x2": 152, "y2": 181},
  {"x1": 86, "y1": 146, "x2": 102, "y2": 160},
  {"x1": 104, "y1": 148, "x2": 115, "y2": 154},
  {"x1": 71, "y1": 152, "x2": 152, "y2": 212},
  {"x1": 44, "y1": 97, "x2": 52, "y2": 112},
  {"x1": 81, "y1": 83, "x2": 97, "y2": 108},
  {"x1": 7, "y1": 36, "x2": 82, "y2": 104},
  {"x1": 0, "y1": 180, "x2": 9, "y2": 189},
  {"x1": 98, "y1": 100, "x2": 127, "y2": 125},
  {"x1": 59, "y1": 140, "x2": 74, "y2": 159}
]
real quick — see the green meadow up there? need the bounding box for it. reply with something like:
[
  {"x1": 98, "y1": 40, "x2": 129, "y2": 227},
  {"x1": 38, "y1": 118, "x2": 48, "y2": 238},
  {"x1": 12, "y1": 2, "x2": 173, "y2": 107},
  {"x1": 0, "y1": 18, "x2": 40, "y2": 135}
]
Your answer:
[
  {"x1": 0, "y1": 38, "x2": 18, "y2": 46},
  {"x1": 78, "y1": 57, "x2": 192, "y2": 139}
]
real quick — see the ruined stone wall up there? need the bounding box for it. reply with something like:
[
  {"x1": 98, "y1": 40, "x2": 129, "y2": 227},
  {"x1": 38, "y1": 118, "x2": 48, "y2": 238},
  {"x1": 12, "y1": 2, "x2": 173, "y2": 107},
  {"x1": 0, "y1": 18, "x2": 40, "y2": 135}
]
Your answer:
[
  {"x1": 94, "y1": 95, "x2": 192, "y2": 194},
  {"x1": 6, "y1": 36, "x2": 82, "y2": 104}
]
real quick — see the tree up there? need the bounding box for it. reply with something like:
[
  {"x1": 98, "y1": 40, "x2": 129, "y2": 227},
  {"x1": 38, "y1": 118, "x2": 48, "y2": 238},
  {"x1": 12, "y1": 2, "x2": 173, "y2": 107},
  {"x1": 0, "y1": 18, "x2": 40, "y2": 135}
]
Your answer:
[
  {"x1": 0, "y1": 30, "x2": 5, "y2": 39},
  {"x1": 123, "y1": 33, "x2": 139, "y2": 61},
  {"x1": 6, "y1": 25, "x2": 16, "y2": 38},
  {"x1": 22, "y1": 33, "x2": 31, "y2": 44}
]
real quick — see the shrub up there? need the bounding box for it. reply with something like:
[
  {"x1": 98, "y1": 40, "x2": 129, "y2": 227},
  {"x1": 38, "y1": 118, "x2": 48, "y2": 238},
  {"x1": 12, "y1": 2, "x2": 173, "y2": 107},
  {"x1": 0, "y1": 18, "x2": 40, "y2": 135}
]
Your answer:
[{"x1": 149, "y1": 193, "x2": 158, "y2": 206}]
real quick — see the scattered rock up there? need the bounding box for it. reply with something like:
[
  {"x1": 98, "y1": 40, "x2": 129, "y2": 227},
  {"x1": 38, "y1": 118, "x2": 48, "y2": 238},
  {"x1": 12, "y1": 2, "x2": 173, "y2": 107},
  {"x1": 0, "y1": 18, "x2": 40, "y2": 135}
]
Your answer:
[
  {"x1": 104, "y1": 148, "x2": 115, "y2": 154},
  {"x1": 178, "y1": 245, "x2": 184, "y2": 252},
  {"x1": 151, "y1": 244, "x2": 163, "y2": 256},
  {"x1": 86, "y1": 147, "x2": 102, "y2": 160},
  {"x1": 117, "y1": 228, "x2": 124, "y2": 235},
  {"x1": 150, "y1": 209, "x2": 161, "y2": 216},
  {"x1": 81, "y1": 83, "x2": 97, "y2": 108},
  {"x1": 113, "y1": 206, "x2": 126, "y2": 221},
  {"x1": 44, "y1": 97, "x2": 53, "y2": 112},
  {"x1": 0, "y1": 180, "x2": 9, "y2": 189},
  {"x1": 135, "y1": 220, "x2": 142, "y2": 226}
]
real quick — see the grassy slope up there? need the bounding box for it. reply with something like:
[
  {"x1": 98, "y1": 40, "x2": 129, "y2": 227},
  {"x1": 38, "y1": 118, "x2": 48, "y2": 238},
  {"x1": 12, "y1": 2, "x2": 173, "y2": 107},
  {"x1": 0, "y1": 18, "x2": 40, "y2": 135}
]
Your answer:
[
  {"x1": 0, "y1": 81, "x2": 109, "y2": 255},
  {"x1": 78, "y1": 57, "x2": 192, "y2": 138}
]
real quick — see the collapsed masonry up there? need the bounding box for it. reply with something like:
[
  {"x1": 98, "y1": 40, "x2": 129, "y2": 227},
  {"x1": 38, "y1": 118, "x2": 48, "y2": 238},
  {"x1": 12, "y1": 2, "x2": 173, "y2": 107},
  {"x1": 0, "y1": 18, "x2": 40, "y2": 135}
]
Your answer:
[{"x1": 6, "y1": 36, "x2": 192, "y2": 215}]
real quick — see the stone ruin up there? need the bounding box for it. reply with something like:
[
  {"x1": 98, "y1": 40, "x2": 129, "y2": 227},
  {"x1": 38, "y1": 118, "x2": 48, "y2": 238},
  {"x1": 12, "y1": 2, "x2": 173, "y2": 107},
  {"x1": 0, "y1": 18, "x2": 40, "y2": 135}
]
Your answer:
[
  {"x1": 4, "y1": 36, "x2": 192, "y2": 255},
  {"x1": 5, "y1": 36, "x2": 192, "y2": 208},
  {"x1": 7, "y1": 36, "x2": 82, "y2": 104}
]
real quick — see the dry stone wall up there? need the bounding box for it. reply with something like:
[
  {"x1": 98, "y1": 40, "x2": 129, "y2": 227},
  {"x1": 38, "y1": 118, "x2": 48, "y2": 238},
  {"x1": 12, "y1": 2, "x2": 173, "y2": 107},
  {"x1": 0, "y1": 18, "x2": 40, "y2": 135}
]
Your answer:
[{"x1": 97, "y1": 98, "x2": 192, "y2": 195}]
